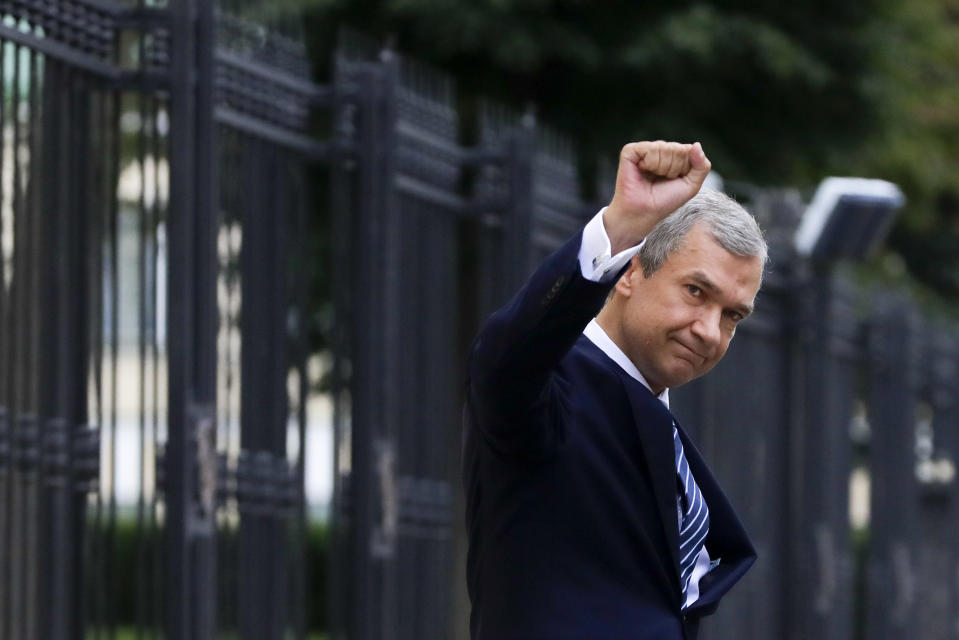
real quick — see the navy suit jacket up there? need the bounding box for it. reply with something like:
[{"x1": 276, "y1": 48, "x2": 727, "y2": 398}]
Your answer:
[{"x1": 463, "y1": 231, "x2": 756, "y2": 639}]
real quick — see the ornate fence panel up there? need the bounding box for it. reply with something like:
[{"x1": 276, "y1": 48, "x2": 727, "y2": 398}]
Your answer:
[
  {"x1": 0, "y1": 3, "x2": 159, "y2": 638},
  {"x1": 331, "y1": 48, "x2": 465, "y2": 640},
  {"x1": 0, "y1": 0, "x2": 323, "y2": 638},
  {"x1": 210, "y1": 9, "x2": 322, "y2": 639},
  {"x1": 329, "y1": 42, "x2": 601, "y2": 640}
]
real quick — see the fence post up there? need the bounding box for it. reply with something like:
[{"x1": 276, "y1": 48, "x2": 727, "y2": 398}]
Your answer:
[
  {"x1": 786, "y1": 267, "x2": 859, "y2": 640},
  {"x1": 328, "y1": 49, "x2": 354, "y2": 640},
  {"x1": 915, "y1": 330, "x2": 959, "y2": 639},
  {"x1": 336, "y1": 51, "x2": 401, "y2": 640},
  {"x1": 35, "y1": 61, "x2": 92, "y2": 640},
  {"x1": 235, "y1": 136, "x2": 284, "y2": 640},
  {"x1": 865, "y1": 294, "x2": 922, "y2": 640},
  {"x1": 167, "y1": 0, "x2": 218, "y2": 635}
]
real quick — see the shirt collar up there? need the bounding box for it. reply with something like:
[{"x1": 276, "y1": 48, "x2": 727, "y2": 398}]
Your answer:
[{"x1": 583, "y1": 319, "x2": 670, "y2": 408}]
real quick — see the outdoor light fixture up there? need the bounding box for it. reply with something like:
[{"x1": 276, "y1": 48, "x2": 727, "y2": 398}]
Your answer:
[{"x1": 794, "y1": 177, "x2": 905, "y2": 261}]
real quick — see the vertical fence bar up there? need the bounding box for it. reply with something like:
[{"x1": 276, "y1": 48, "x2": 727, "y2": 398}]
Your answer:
[
  {"x1": 37, "y1": 53, "x2": 59, "y2": 640},
  {"x1": 0, "y1": 36, "x2": 8, "y2": 640},
  {"x1": 107, "y1": 82, "x2": 122, "y2": 640},
  {"x1": 135, "y1": 62, "x2": 151, "y2": 640},
  {"x1": 377, "y1": 52, "x2": 401, "y2": 640},
  {"x1": 346, "y1": 60, "x2": 393, "y2": 640},
  {"x1": 865, "y1": 295, "x2": 922, "y2": 640},
  {"x1": 237, "y1": 133, "x2": 287, "y2": 640},
  {"x1": 150, "y1": 94, "x2": 166, "y2": 640},
  {"x1": 329, "y1": 55, "x2": 354, "y2": 640},
  {"x1": 59, "y1": 64, "x2": 83, "y2": 640},
  {"x1": 290, "y1": 162, "x2": 310, "y2": 640},
  {"x1": 38, "y1": 58, "x2": 85, "y2": 640},
  {"x1": 86, "y1": 82, "x2": 106, "y2": 640},
  {"x1": 4, "y1": 40, "x2": 26, "y2": 638},
  {"x1": 786, "y1": 268, "x2": 859, "y2": 640},
  {"x1": 71, "y1": 71, "x2": 95, "y2": 640},
  {"x1": 23, "y1": 44, "x2": 40, "y2": 640},
  {"x1": 936, "y1": 335, "x2": 959, "y2": 639},
  {"x1": 215, "y1": 124, "x2": 241, "y2": 639},
  {"x1": 35, "y1": 56, "x2": 56, "y2": 640},
  {"x1": 194, "y1": 0, "x2": 218, "y2": 635},
  {"x1": 915, "y1": 330, "x2": 959, "y2": 640},
  {"x1": 168, "y1": 0, "x2": 217, "y2": 635},
  {"x1": 167, "y1": 0, "x2": 198, "y2": 627}
]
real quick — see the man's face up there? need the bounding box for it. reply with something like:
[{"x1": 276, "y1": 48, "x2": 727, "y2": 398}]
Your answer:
[{"x1": 613, "y1": 223, "x2": 763, "y2": 393}]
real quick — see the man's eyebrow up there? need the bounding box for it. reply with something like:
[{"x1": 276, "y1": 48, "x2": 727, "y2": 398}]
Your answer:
[{"x1": 689, "y1": 271, "x2": 754, "y2": 317}]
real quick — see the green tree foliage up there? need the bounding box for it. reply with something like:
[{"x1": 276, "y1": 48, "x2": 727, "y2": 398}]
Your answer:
[
  {"x1": 301, "y1": 0, "x2": 959, "y2": 302},
  {"x1": 306, "y1": 0, "x2": 884, "y2": 180},
  {"x1": 853, "y1": 0, "x2": 959, "y2": 302}
]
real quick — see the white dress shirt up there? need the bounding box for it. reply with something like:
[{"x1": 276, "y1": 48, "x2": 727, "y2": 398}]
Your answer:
[{"x1": 577, "y1": 208, "x2": 713, "y2": 610}]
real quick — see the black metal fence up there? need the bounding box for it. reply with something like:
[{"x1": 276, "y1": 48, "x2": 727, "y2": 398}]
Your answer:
[
  {"x1": 1, "y1": 2, "x2": 958, "y2": 639},
  {"x1": 0, "y1": 0, "x2": 318, "y2": 638}
]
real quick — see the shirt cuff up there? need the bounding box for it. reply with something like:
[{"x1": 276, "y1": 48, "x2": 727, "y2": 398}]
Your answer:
[{"x1": 578, "y1": 207, "x2": 644, "y2": 282}]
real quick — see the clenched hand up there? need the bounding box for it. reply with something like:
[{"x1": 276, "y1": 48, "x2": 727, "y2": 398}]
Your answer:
[{"x1": 604, "y1": 141, "x2": 712, "y2": 254}]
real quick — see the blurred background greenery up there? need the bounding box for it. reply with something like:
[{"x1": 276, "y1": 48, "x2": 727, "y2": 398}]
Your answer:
[{"x1": 289, "y1": 0, "x2": 959, "y2": 310}]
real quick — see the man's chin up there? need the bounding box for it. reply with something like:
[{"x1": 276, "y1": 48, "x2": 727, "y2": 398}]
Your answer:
[
  {"x1": 663, "y1": 374, "x2": 695, "y2": 390},
  {"x1": 663, "y1": 362, "x2": 709, "y2": 389},
  {"x1": 644, "y1": 360, "x2": 706, "y2": 392}
]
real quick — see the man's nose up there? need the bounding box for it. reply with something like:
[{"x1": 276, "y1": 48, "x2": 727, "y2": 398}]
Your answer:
[{"x1": 691, "y1": 308, "x2": 722, "y2": 351}]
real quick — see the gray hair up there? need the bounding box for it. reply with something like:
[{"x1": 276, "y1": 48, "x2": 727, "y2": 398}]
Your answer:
[{"x1": 638, "y1": 189, "x2": 768, "y2": 277}]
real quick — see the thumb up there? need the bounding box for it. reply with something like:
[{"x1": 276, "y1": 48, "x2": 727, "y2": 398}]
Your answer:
[{"x1": 685, "y1": 142, "x2": 712, "y2": 188}]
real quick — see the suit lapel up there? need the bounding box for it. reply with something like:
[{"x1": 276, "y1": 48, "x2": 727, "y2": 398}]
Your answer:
[{"x1": 620, "y1": 374, "x2": 681, "y2": 591}]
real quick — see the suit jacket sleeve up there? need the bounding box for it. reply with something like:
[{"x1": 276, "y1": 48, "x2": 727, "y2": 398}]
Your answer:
[{"x1": 467, "y1": 231, "x2": 624, "y2": 456}]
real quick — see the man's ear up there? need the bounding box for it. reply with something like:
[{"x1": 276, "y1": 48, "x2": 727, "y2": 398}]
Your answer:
[{"x1": 614, "y1": 255, "x2": 643, "y2": 298}]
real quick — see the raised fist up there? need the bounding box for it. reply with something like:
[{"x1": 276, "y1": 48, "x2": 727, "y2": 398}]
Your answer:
[{"x1": 604, "y1": 141, "x2": 712, "y2": 254}]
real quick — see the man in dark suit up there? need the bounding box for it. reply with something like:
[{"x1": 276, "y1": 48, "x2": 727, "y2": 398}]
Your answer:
[{"x1": 463, "y1": 140, "x2": 766, "y2": 639}]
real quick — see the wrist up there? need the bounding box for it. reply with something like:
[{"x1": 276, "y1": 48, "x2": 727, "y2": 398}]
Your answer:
[{"x1": 604, "y1": 203, "x2": 651, "y2": 254}]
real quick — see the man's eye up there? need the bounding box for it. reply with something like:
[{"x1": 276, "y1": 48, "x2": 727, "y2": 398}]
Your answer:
[
  {"x1": 725, "y1": 310, "x2": 744, "y2": 323},
  {"x1": 685, "y1": 285, "x2": 702, "y2": 297}
]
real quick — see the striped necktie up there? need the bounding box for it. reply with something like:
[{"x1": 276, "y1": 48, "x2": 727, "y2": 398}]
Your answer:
[{"x1": 673, "y1": 423, "x2": 709, "y2": 597}]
